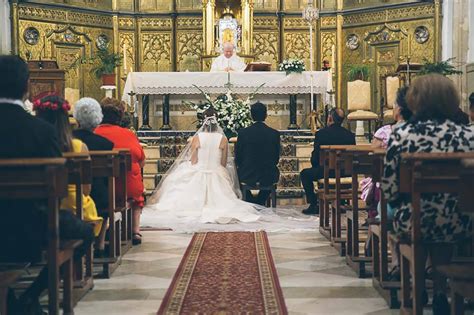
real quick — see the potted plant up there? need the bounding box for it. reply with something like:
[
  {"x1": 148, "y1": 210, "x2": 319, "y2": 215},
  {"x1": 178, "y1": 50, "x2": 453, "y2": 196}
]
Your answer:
[
  {"x1": 346, "y1": 64, "x2": 370, "y2": 81},
  {"x1": 92, "y1": 47, "x2": 122, "y2": 86},
  {"x1": 419, "y1": 57, "x2": 462, "y2": 76},
  {"x1": 69, "y1": 47, "x2": 122, "y2": 86}
]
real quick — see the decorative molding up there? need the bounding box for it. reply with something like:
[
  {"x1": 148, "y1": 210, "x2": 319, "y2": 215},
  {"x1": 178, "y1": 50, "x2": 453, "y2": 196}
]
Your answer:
[
  {"x1": 343, "y1": 4, "x2": 435, "y2": 26},
  {"x1": 119, "y1": 17, "x2": 135, "y2": 29},
  {"x1": 177, "y1": 31, "x2": 203, "y2": 71},
  {"x1": 177, "y1": 17, "x2": 202, "y2": 29},
  {"x1": 321, "y1": 16, "x2": 336, "y2": 28},
  {"x1": 18, "y1": 6, "x2": 112, "y2": 28},
  {"x1": 253, "y1": 17, "x2": 278, "y2": 29},
  {"x1": 284, "y1": 18, "x2": 309, "y2": 30},
  {"x1": 140, "y1": 18, "x2": 173, "y2": 30}
]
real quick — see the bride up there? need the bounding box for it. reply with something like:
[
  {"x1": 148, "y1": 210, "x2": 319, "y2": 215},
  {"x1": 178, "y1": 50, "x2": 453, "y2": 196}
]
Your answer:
[
  {"x1": 142, "y1": 108, "x2": 261, "y2": 226},
  {"x1": 141, "y1": 108, "x2": 317, "y2": 232}
]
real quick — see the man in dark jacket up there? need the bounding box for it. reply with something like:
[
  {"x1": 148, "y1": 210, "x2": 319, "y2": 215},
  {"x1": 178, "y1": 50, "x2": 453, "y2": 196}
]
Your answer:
[
  {"x1": 235, "y1": 102, "x2": 280, "y2": 205},
  {"x1": 300, "y1": 108, "x2": 355, "y2": 215},
  {"x1": 0, "y1": 55, "x2": 94, "y2": 314}
]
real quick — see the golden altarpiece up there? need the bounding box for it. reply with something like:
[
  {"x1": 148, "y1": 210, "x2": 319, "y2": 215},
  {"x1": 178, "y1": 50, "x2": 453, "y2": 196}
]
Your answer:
[{"x1": 11, "y1": 0, "x2": 441, "y2": 129}]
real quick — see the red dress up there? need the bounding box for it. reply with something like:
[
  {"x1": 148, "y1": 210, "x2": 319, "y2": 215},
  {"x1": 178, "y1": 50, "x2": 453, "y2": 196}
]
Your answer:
[{"x1": 95, "y1": 124, "x2": 146, "y2": 207}]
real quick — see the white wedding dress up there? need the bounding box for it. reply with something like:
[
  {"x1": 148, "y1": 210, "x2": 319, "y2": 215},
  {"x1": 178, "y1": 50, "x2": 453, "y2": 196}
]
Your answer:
[
  {"x1": 143, "y1": 132, "x2": 260, "y2": 224},
  {"x1": 141, "y1": 117, "x2": 318, "y2": 233}
]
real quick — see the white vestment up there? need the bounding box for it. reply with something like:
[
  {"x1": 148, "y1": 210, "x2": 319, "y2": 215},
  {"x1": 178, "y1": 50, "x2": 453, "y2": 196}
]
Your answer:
[{"x1": 210, "y1": 54, "x2": 246, "y2": 72}]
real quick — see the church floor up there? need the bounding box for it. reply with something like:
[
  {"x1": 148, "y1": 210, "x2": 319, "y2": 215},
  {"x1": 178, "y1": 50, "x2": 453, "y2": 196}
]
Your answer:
[{"x1": 75, "y1": 231, "x2": 399, "y2": 315}]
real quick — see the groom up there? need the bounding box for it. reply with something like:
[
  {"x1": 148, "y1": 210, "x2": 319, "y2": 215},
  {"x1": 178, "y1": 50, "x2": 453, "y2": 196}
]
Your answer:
[{"x1": 235, "y1": 102, "x2": 281, "y2": 205}]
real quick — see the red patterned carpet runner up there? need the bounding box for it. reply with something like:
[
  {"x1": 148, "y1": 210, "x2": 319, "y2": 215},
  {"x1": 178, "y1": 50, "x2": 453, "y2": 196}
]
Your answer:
[{"x1": 157, "y1": 231, "x2": 288, "y2": 314}]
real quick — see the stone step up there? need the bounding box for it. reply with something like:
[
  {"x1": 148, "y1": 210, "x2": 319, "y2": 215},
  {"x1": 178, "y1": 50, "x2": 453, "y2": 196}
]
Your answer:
[
  {"x1": 143, "y1": 146, "x2": 160, "y2": 159},
  {"x1": 143, "y1": 174, "x2": 156, "y2": 190},
  {"x1": 143, "y1": 159, "x2": 158, "y2": 174}
]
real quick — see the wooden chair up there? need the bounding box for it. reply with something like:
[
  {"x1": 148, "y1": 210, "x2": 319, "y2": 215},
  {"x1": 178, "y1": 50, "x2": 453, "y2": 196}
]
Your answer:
[
  {"x1": 240, "y1": 183, "x2": 277, "y2": 208},
  {"x1": 116, "y1": 149, "x2": 133, "y2": 253},
  {"x1": 0, "y1": 158, "x2": 78, "y2": 315},
  {"x1": 343, "y1": 145, "x2": 374, "y2": 278},
  {"x1": 62, "y1": 152, "x2": 95, "y2": 302},
  {"x1": 89, "y1": 151, "x2": 122, "y2": 278},
  {"x1": 370, "y1": 150, "x2": 401, "y2": 308},
  {"x1": 398, "y1": 152, "x2": 474, "y2": 315},
  {"x1": 437, "y1": 158, "x2": 474, "y2": 315}
]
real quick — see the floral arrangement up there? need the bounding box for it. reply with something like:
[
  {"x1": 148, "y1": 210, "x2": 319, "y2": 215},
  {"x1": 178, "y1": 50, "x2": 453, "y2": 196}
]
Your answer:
[
  {"x1": 278, "y1": 58, "x2": 306, "y2": 75},
  {"x1": 33, "y1": 98, "x2": 71, "y2": 113},
  {"x1": 187, "y1": 84, "x2": 264, "y2": 138}
]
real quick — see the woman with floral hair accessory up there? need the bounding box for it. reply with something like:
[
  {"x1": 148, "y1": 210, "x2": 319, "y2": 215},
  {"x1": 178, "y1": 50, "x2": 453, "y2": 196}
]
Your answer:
[{"x1": 34, "y1": 94, "x2": 104, "y2": 237}]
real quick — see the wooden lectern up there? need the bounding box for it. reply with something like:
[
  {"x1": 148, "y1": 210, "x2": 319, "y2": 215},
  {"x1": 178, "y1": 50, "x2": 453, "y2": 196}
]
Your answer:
[
  {"x1": 244, "y1": 62, "x2": 272, "y2": 72},
  {"x1": 396, "y1": 62, "x2": 422, "y2": 86},
  {"x1": 28, "y1": 60, "x2": 65, "y2": 100}
]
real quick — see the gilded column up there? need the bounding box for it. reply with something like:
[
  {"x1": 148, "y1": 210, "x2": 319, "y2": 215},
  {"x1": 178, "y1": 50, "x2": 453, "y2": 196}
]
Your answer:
[
  {"x1": 241, "y1": 0, "x2": 254, "y2": 55},
  {"x1": 316, "y1": 0, "x2": 321, "y2": 70},
  {"x1": 11, "y1": 2, "x2": 19, "y2": 55},
  {"x1": 277, "y1": 0, "x2": 285, "y2": 63},
  {"x1": 202, "y1": 0, "x2": 215, "y2": 55},
  {"x1": 171, "y1": 0, "x2": 177, "y2": 71},
  {"x1": 434, "y1": 0, "x2": 441, "y2": 61},
  {"x1": 336, "y1": 0, "x2": 343, "y2": 108}
]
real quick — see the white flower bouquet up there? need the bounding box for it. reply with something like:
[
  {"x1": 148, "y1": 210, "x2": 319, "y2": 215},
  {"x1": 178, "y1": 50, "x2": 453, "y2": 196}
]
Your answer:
[
  {"x1": 278, "y1": 58, "x2": 306, "y2": 75},
  {"x1": 187, "y1": 84, "x2": 264, "y2": 138}
]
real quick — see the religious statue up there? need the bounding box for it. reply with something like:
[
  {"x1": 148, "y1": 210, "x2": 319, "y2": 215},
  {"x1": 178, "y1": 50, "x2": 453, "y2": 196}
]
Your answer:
[{"x1": 210, "y1": 42, "x2": 246, "y2": 72}]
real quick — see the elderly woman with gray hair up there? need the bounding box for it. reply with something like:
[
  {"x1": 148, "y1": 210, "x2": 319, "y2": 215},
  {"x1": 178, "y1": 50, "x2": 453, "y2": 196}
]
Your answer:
[{"x1": 73, "y1": 97, "x2": 114, "y2": 256}]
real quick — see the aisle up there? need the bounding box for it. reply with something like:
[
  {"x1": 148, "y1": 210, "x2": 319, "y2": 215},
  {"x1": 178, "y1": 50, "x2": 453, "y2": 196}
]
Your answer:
[{"x1": 76, "y1": 231, "x2": 397, "y2": 315}]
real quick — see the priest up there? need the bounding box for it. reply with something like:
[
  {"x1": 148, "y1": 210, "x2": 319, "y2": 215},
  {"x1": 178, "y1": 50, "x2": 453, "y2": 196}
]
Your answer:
[{"x1": 210, "y1": 42, "x2": 246, "y2": 72}]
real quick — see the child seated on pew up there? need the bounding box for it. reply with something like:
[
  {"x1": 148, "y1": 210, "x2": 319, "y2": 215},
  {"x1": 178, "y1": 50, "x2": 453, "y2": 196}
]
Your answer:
[{"x1": 33, "y1": 95, "x2": 104, "y2": 238}]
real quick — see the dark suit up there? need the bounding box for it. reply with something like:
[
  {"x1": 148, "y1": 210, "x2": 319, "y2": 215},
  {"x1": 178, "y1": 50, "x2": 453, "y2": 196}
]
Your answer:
[
  {"x1": 73, "y1": 129, "x2": 114, "y2": 211},
  {"x1": 235, "y1": 122, "x2": 280, "y2": 204},
  {"x1": 0, "y1": 102, "x2": 93, "y2": 264},
  {"x1": 300, "y1": 124, "x2": 355, "y2": 205}
]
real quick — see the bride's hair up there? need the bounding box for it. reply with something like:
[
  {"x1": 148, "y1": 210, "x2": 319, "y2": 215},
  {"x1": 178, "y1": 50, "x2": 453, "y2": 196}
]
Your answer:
[{"x1": 202, "y1": 107, "x2": 218, "y2": 132}]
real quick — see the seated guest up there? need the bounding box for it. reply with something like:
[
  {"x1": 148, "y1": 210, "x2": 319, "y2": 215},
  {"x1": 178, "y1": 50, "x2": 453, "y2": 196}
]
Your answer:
[
  {"x1": 73, "y1": 97, "x2": 114, "y2": 254},
  {"x1": 300, "y1": 108, "x2": 355, "y2": 215},
  {"x1": 95, "y1": 98, "x2": 146, "y2": 245},
  {"x1": 381, "y1": 74, "x2": 474, "y2": 313},
  {"x1": 34, "y1": 94, "x2": 104, "y2": 237},
  {"x1": 372, "y1": 86, "x2": 412, "y2": 149},
  {"x1": 235, "y1": 102, "x2": 281, "y2": 205},
  {"x1": 0, "y1": 55, "x2": 94, "y2": 314}
]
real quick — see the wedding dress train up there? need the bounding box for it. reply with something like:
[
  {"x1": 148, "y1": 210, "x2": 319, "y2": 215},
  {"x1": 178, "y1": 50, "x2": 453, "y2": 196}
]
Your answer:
[{"x1": 141, "y1": 119, "x2": 317, "y2": 233}]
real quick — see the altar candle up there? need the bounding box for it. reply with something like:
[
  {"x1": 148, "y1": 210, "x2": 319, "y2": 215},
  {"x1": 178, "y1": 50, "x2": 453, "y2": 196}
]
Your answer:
[{"x1": 123, "y1": 44, "x2": 127, "y2": 71}]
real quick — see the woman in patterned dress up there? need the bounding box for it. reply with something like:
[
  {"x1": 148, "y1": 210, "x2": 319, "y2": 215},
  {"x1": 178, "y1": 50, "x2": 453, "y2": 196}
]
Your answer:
[{"x1": 381, "y1": 74, "x2": 474, "y2": 313}]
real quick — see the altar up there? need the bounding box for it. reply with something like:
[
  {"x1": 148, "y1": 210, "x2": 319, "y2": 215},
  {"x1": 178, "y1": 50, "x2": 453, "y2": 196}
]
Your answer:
[{"x1": 121, "y1": 71, "x2": 333, "y2": 131}]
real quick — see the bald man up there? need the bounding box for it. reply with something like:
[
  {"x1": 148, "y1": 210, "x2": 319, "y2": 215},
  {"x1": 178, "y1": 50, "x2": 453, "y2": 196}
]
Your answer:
[
  {"x1": 300, "y1": 108, "x2": 355, "y2": 215},
  {"x1": 210, "y1": 42, "x2": 246, "y2": 72}
]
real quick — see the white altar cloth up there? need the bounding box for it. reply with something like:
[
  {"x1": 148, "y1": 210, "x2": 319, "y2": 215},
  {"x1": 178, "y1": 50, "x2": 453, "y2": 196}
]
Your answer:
[{"x1": 122, "y1": 71, "x2": 332, "y2": 101}]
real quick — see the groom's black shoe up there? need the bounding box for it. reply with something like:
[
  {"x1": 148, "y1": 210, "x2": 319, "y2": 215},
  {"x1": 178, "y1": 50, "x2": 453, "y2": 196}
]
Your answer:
[{"x1": 302, "y1": 204, "x2": 319, "y2": 215}]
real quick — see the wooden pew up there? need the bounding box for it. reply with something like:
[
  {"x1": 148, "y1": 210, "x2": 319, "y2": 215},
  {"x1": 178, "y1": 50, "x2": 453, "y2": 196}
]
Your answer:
[
  {"x1": 342, "y1": 145, "x2": 374, "y2": 278},
  {"x1": 0, "y1": 158, "x2": 78, "y2": 315},
  {"x1": 398, "y1": 152, "x2": 474, "y2": 315},
  {"x1": 116, "y1": 149, "x2": 133, "y2": 254},
  {"x1": 317, "y1": 145, "x2": 354, "y2": 255},
  {"x1": 62, "y1": 152, "x2": 95, "y2": 302},
  {"x1": 0, "y1": 270, "x2": 23, "y2": 315},
  {"x1": 89, "y1": 151, "x2": 122, "y2": 278},
  {"x1": 437, "y1": 158, "x2": 474, "y2": 315},
  {"x1": 370, "y1": 149, "x2": 400, "y2": 308}
]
